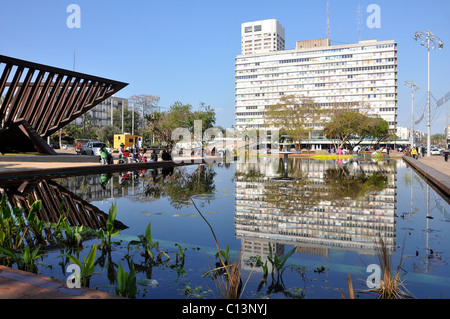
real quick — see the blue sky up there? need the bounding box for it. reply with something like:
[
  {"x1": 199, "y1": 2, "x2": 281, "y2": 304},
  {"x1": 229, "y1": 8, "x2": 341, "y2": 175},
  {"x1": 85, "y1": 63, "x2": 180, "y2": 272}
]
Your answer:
[{"x1": 1, "y1": 0, "x2": 449, "y2": 133}]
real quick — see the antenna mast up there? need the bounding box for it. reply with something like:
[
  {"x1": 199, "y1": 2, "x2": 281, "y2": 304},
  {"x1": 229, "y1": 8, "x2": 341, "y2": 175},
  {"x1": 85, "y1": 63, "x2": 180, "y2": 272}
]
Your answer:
[
  {"x1": 327, "y1": 1, "x2": 330, "y2": 40},
  {"x1": 358, "y1": 3, "x2": 362, "y2": 42}
]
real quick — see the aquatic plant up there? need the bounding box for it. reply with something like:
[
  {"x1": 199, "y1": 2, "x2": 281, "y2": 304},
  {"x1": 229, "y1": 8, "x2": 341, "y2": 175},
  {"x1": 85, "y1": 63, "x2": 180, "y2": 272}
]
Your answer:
[
  {"x1": 58, "y1": 244, "x2": 98, "y2": 287},
  {"x1": 347, "y1": 236, "x2": 414, "y2": 299},
  {"x1": 128, "y1": 222, "x2": 171, "y2": 264},
  {"x1": 367, "y1": 236, "x2": 413, "y2": 299},
  {"x1": 115, "y1": 262, "x2": 137, "y2": 298},
  {"x1": 96, "y1": 203, "x2": 121, "y2": 251},
  {"x1": 190, "y1": 197, "x2": 254, "y2": 299},
  {"x1": 0, "y1": 245, "x2": 42, "y2": 273}
]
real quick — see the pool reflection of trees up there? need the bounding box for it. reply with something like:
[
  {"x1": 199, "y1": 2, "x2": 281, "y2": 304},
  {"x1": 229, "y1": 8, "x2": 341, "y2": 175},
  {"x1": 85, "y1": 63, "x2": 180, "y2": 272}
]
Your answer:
[
  {"x1": 143, "y1": 164, "x2": 217, "y2": 209},
  {"x1": 238, "y1": 158, "x2": 390, "y2": 211}
]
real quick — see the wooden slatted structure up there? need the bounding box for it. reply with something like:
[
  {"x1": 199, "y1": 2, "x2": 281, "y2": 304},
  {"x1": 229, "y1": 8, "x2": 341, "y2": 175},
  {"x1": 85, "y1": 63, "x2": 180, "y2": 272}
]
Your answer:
[
  {"x1": 4, "y1": 179, "x2": 127, "y2": 231},
  {"x1": 0, "y1": 55, "x2": 128, "y2": 154}
]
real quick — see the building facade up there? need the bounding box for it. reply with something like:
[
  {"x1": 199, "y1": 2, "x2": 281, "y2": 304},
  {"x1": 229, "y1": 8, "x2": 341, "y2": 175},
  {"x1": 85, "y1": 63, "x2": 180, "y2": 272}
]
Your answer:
[
  {"x1": 235, "y1": 20, "x2": 398, "y2": 146},
  {"x1": 396, "y1": 125, "x2": 426, "y2": 147},
  {"x1": 74, "y1": 96, "x2": 128, "y2": 128},
  {"x1": 241, "y1": 19, "x2": 285, "y2": 55}
]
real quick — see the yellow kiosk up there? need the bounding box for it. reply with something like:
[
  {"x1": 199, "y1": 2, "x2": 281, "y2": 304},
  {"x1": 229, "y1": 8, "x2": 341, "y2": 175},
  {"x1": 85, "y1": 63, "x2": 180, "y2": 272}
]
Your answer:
[{"x1": 114, "y1": 134, "x2": 143, "y2": 151}]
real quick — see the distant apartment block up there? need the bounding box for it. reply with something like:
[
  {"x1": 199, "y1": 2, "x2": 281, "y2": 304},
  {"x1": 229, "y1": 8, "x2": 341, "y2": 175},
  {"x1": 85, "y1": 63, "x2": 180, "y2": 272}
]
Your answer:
[
  {"x1": 241, "y1": 19, "x2": 285, "y2": 55},
  {"x1": 235, "y1": 20, "x2": 398, "y2": 144},
  {"x1": 74, "y1": 96, "x2": 128, "y2": 128}
]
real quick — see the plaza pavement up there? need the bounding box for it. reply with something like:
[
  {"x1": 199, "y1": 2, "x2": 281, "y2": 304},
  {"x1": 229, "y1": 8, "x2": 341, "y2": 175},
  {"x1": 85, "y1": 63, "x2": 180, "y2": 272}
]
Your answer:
[{"x1": 402, "y1": 153, "x2": 450, "y2": 198}]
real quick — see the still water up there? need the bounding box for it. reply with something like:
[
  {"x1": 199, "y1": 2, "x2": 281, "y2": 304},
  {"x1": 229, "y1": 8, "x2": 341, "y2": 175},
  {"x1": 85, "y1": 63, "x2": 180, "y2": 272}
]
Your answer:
[{"x1": 1, "y1": 157, "x2": 449, "y2": 299}]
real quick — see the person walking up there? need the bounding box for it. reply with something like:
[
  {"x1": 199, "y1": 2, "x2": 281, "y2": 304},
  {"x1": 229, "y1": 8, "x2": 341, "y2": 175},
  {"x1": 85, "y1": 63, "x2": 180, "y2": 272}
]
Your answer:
[
  {"x1": 444, "y1": 148, "x2": 449, "y2": 162},
  {"x1": 100, "y1": 146, "x2": 109, "y2": 165},
  {"x1": 411, "y1": 147, "x2": 418, "y2": 160}
]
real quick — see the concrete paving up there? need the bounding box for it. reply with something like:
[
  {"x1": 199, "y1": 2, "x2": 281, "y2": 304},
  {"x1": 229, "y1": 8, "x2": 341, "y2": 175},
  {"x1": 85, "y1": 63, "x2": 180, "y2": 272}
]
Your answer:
[
  {"x1": 0, "y1": 266, "x2": 124, "y2": 299},
  {"x1": 402, "y1": 154, "x2": 450, "y2": 198}
]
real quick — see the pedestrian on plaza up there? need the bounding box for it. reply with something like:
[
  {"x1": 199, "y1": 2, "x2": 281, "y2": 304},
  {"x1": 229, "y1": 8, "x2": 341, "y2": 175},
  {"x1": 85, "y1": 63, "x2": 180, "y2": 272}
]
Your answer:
[
  {"x1": 444, "y1": 148, "x2": 449, "y2": 162},
  {"x1": 421, "y1": 146, "x2": 425, "y2": 157},
  {"x1": 150, "y1": 149, "x2": 158, "y2": 162},
  {"x1": 100, "y1": 146, "x2": 109, "y2": 165},
  {"x1": 162, "y1": 148, "x2": 172, "y2": 161},
  {"x1": 411, "y1": 147, "x2": 418, "y2": 160}
]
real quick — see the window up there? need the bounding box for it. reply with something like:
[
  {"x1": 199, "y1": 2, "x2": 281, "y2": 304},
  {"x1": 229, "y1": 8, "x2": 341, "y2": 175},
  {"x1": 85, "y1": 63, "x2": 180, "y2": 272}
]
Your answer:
[
  {"x1": 245, "y1": 26, "x2": 252, "y2": 33},
  {"x1": 254, "y1": 25, "x2": 262, "y2": 32}
]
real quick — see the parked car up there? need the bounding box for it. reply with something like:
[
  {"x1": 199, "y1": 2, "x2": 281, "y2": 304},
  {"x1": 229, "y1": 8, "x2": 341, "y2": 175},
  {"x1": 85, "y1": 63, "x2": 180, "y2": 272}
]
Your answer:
[
  {"x1": 430, "y1": 148, "x2": 441, "y2": 155},
  {"x1": 83, "y1": 141, "x2": 111, "y2": 156}
]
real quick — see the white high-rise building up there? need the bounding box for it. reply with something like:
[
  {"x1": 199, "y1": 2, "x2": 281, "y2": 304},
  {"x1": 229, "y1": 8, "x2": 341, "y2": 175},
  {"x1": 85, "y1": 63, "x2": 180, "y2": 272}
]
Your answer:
[
  {"x1": 241, "y1": 19, "x2": 285, "y2": 55},
  {"x1": 235, "y1": 20, "x2": 398, "y2": 146}
]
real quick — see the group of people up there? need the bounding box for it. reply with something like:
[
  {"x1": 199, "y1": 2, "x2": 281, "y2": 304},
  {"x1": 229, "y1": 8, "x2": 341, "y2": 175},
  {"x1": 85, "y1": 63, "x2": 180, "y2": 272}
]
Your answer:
[
  {"x1": 99, "y1": 143, "x2": 173, "y2": 165},
  {"x1": 410, "y1": 146, "x2": 426, "y2": 160}
]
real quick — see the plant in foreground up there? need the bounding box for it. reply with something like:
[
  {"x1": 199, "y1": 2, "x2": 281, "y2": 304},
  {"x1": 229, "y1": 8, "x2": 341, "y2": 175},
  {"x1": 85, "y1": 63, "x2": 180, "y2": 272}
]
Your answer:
[
  {"x1": 128, "y1": 222, "x2": 170, "y2": 264},
  {"x1": 367, "y1": 236, "x2": 413, "y2": 299},
  {"x1": 96, "y1": 203, "x2": 121, "y2": 251},
  {"x1": 58, "y1": 244, "x2": 98, "y2": 288},
  {"x1": 0, "y1": 245, "x2": 42, "y2": 273},
  {"x1": 115, "y1": 262, "x2": 137, "y2": 298}
]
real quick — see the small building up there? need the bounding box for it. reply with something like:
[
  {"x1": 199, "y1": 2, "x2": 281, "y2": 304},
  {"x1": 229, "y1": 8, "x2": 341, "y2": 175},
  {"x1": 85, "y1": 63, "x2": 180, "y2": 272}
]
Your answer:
[{"x1": 114, "y1": 134, "x2": 142, "y2": 151}]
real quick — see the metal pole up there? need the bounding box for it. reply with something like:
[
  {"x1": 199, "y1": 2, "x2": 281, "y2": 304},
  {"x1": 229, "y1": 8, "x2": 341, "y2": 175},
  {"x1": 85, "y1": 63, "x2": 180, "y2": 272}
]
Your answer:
[
  {"x1": 411, "y1": 87, "x2": 415, "y2": 148},
  {"x1": 427, "y1": 37, "x2": 431, "y2": 157},
  {"x1": 132, "y1": 103, "x2": 134, "y2": 135},
  {"x1": 111, "y1": 98, "x2": 113, "y2": 126}
]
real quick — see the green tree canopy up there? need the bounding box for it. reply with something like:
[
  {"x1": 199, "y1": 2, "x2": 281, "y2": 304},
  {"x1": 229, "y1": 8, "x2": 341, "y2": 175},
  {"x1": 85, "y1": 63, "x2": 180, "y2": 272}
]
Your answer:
[
  {"x1": 96, "y1": 125, "x2": 122, "y2": 146},
  {"x1": 263, "y1": 95, "x2": 321, "y2": 150},
  {"x1": 145, "y1": 101, "x2": 216, "y2": 146},
  {"x1": 324, "y1": 107, "x2": 391, "y2": 150}
]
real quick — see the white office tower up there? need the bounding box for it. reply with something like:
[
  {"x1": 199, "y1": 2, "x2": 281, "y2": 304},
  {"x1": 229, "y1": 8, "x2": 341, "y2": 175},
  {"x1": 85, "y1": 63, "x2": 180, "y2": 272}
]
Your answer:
[
  {"x1": 241, "y1": 19, "x2": 285, "y2": 55},
  {"x1": 235, "y1": 25, "x2": 398, "y2": 146}
]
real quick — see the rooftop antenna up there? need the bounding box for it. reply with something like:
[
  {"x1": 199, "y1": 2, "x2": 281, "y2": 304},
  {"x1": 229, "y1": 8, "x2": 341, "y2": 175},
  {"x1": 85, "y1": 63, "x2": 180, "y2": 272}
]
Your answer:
[
  {"x1": 327, "y1": 0, "x2": 330, "y2": 41},
  {"x1": 73, "y1": 50, "x2": 76, "y2": 71},
  {"x1": 357, "y1": 3, "x2": 362, "y2": 42}
]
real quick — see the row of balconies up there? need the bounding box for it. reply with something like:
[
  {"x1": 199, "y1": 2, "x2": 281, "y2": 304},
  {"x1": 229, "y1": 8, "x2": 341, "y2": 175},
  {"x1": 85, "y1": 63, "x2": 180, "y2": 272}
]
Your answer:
[
  {"x1": 236, "y1": 58, "x2": 396, "y2": 75},
  {"x1": 236, "y1": 49, "x2": 396, "y2": 69}
]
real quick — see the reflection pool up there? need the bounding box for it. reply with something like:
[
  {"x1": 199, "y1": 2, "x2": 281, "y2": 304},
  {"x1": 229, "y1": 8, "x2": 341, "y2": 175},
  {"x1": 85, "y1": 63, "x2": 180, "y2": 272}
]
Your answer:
[{"x1": 1, "y1": 157, "x2": 449, "y2": 299}]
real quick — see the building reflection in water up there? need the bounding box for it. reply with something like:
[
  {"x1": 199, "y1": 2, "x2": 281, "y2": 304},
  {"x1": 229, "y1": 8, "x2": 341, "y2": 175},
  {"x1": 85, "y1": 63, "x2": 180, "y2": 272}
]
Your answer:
[{"x1": 235, "y1": 156, "x2": 397, "y2": 269}]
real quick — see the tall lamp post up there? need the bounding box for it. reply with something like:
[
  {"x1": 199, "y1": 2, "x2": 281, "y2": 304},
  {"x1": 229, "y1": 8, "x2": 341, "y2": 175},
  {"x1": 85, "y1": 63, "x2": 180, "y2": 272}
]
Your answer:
[
  {"x1": 413, "y1": 30, "x2": 444, "y2": 156},
  {"x1": 404, "y1": 81, "x2": 419, "y2": 148}
]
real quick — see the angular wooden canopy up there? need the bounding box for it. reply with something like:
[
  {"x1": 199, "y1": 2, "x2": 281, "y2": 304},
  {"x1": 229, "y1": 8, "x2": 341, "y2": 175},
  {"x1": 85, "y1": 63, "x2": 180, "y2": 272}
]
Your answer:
[{"x1": 0, "y1": 55, "x2": 128, "y2": 154}]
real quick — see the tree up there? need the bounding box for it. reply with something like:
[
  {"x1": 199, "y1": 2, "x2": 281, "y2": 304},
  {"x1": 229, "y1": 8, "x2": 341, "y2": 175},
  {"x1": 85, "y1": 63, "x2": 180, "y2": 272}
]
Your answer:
[
  {"x1": 431, "y1": 133, "x2": 446, "y2": 145},
  {"x1": 145, "y1": 101, "x2": 216, "y2": 146},
  {"x1": 113, "y1": 108, "x2": 140, "y2": 134},
  {"x1": 369, "y1": 117, "x2": 391, "y2": 148},
  {"x1": 324, "y1": 104, "x2": 391, "y2": 150},
  {"x1": 324, "y1": 111, "x2": 370, "y2": 150},
  {"x1": 96, "y1": 125, "x2": 121, "y2": 146},
  {"x1": 263, "y1": 95, "x2": 321, "y2": 151},
  {"x1": 129, "y1": 94, "x2": 160, "y2": 135}
]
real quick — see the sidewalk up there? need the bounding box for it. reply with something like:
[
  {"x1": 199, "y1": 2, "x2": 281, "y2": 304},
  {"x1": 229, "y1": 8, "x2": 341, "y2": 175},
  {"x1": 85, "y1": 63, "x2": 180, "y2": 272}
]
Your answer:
[
  {"x1": 402, "y1": 154, "x2": 450, "y2": 198},
  {"x1": 0, "y1": 266, "x2": 123, "y2": 299}
]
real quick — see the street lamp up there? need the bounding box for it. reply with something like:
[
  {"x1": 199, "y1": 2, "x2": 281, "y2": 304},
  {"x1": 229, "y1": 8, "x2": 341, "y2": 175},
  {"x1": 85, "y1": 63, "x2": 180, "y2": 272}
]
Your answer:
[
  {"x1": 413, "y1": 30, "x2": 444, "y2": 156},
  {"x1": 404, "y1": 81, "x2": 419, "y2": 148}
]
